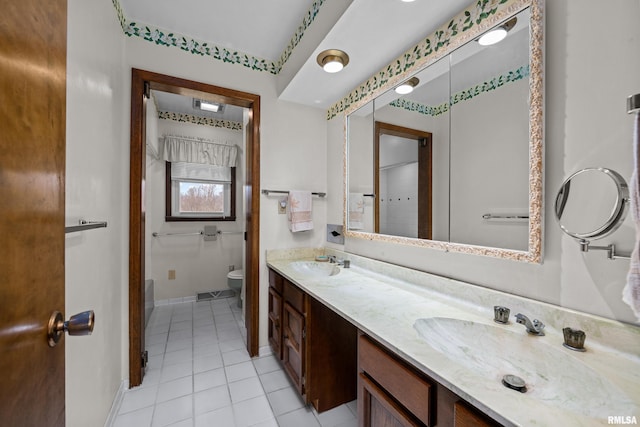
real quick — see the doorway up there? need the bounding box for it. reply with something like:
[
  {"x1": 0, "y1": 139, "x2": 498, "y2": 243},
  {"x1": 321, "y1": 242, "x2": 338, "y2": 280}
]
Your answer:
[
  {"x1": 129, "y1": 69, "x2": 261, "y2": 387},
  {"x1": 375, "y1": 121, "x2": 432, "y2": 239}
]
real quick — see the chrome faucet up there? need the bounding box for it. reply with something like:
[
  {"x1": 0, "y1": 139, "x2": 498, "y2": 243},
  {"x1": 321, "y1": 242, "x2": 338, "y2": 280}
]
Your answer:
[
  {"x1": 514, "y1": 313, "x2": 545, "y2": 336},
  {"x1": 328, "y1": 255, "x2": 344, "y2": 265}
]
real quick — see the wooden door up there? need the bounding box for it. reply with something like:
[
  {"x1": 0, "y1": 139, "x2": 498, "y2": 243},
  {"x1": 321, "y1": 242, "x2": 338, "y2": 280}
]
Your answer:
[
  {"x1": 0, "y1": 1, "x2": 68, "y2": 426},
  {"x1": 268, "y1": 287, "x2": 283, "y2": 359},
  {"x1": 282, "y1": 302, "x2": 305, "y2": 395}
]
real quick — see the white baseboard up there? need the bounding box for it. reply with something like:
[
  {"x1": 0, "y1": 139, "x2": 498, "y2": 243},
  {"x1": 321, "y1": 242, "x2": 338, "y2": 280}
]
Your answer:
[
  {"x1": 258, "y1": 345, "x2": 274, "y2": 358},
  {"x1": 154, "y1": 296, "x2": 196, "y2": 307},
  {"x1": 103, "y1": 379, "x2": 128, "y2": 427}
]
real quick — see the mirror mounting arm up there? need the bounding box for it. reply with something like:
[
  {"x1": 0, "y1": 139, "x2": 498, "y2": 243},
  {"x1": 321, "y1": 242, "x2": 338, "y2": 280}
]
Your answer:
[{"x1": 578, "y1": 239, "x2": 631, "y2": 261}]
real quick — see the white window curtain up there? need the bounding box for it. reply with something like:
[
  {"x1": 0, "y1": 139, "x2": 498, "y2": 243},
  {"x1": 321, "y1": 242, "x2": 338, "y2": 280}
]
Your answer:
[
  {"x1": 162, "y1": 135, "x2": 237, "y2": 167},
  {"x1": 170, "y1": 162, "x2": 231, "y2": 183}
]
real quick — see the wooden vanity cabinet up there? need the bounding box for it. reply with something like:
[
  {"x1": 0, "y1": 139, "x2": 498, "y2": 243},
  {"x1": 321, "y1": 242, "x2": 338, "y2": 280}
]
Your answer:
[
  {"x1": 358, "y1": 333, "x2": 433, "y2": 426},
  {"x1": 282, "y1": 280, "x2": 306, "y2": 394},
  {"x1": 268, "y1": 269, "x2": 283, "y2": 359},
  {"x1": 268, "y1": 268, "x2": 358, "y2": 412},
  {"x1": 453, "y1": 402, "x2": 499, "y2": 427},
  {"x1": 358, "y1": 334, "x2": 501, "y2": 427}
]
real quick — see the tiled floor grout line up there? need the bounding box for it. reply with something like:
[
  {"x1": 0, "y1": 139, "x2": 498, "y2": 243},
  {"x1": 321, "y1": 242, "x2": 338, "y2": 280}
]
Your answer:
[{"x1": 113, "y1": 298, "x2": 357, "y2": 427}]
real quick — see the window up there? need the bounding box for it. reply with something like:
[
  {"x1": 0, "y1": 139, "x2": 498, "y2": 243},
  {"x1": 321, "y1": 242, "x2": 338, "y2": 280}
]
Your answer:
[{"x1": 166, "y1": 161, "x2": 236, "y2": 221}]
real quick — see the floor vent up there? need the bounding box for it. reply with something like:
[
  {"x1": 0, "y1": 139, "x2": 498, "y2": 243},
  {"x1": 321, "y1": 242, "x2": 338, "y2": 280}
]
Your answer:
[{"x1": 196, "y1": 289, "x2": 236, "y2": 302}]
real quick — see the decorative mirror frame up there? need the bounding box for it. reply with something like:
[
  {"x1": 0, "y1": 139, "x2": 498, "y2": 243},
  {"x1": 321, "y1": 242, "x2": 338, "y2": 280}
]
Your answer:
[{"x1": 339, "y1": 0, "x2": 544, "y2": 263}]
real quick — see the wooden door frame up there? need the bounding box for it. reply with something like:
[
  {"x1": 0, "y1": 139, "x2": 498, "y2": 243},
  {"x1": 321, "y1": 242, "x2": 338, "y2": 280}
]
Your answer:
[
  {"x1": 374, "y1": 121, "x2": 432, "y2": 239},
  {"x1": 129, "y1": 69, "x2": 260, "y2": 387}
]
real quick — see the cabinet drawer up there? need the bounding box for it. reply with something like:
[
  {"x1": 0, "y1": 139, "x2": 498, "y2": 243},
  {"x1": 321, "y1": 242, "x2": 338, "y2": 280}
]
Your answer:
[
  {"x1": 283, "y1": 280, "x2": 305, "y2": 313},
  {"x1": 454, "y1": 401, "x2": 500, "y2": 427},
  {"x1": 269, "y1": 268, "x2": 283, "y2": 293},
  {"x1": 359, "y1": 335, "x2": 432, "y2": 426}
]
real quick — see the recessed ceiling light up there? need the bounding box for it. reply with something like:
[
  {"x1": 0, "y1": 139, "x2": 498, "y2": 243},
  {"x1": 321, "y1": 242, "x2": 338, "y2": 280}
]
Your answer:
[
  {"x1": 478, "y1": 17, "x2": 517, "y2": 46},
  {"x1": 395, "y1": 77, "x2": 420, "y2": 95},
  {"x1": 194, "y1": 99, "x2": 223, "y2": 113},
  {"x1": 317, "y1": 49, "x2": 350, "y2": 73}
]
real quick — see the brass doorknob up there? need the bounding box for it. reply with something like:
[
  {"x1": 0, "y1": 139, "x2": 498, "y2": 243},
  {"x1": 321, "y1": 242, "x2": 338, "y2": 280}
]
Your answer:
[{"x1": 47, "y1": 310, "x2": 95, "y2": 347}]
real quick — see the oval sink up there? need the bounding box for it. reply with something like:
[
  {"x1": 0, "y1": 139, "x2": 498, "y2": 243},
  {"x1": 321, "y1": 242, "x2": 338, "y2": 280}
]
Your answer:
[
  {"x1": 413, "y1": 317, "x2": 636, "y2": 418},
  {"x1": 288, "y1": 261, "x2": 340, "y2": 277}
]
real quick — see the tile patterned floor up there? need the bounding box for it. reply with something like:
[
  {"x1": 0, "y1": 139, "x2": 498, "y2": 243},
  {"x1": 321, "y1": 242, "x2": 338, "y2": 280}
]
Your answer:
[{"x1": 112, "y1": 298, "x2": 358, "y2": 427}]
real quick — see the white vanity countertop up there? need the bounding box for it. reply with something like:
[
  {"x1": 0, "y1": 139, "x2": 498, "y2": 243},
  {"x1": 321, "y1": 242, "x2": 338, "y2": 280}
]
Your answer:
[{"x1": 266, "y1": 248, "x2": 640, "y2": 427}]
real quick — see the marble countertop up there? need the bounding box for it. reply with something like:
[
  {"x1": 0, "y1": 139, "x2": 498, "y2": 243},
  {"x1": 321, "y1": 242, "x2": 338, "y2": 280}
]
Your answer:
[{"x1": 266, "y1": 248, "x2": 640, "y2": 427}]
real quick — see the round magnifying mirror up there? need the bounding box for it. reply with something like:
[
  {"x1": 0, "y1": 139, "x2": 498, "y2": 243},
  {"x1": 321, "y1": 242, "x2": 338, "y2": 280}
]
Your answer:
[{"x1": 555, "y1": 168, "x2": 629, "y2": 240}]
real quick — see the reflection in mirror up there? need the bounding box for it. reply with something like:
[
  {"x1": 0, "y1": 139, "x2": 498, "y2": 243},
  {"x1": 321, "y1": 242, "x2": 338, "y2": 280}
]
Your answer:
[
  {"x1": 375, "y1": 122, "x2": 432, "y2": 239},
  {"x1": 555, "y1": 168, "x2": 629, "y2": 240},
  {"x1": 347, "y1": 100, "x2": 375, "y2": 232},
  {"x1": 371, "y1": 56, "x2": 451, "y2": 241},
  {"x1": 449, "y1": 8, "x2": 531, "y2": 251},
  {"x1": 344, "y1": 0, "x2": 544, "y2": 262}
]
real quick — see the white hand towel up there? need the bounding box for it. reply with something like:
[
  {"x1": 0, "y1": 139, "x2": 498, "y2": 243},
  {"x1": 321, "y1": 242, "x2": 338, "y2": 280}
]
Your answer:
[
  {"x1": 288, "y1": 190, "x2": 313, "y2": 232},
  {"x1": 623, "y1": 112, "x2": 640, "y2": 320},
  {"x1": 349, "y1": 193, "x2": 365, "y2": 230}
]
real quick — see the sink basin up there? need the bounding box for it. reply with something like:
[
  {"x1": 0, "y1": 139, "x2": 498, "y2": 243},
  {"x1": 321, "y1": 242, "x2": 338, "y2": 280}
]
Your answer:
[
  {"x1": 413, "y1": 317, "x2": 636, "y2": 418},
  {"x1": 288, "y1": 261, "x2": 340, "y2": 277}
]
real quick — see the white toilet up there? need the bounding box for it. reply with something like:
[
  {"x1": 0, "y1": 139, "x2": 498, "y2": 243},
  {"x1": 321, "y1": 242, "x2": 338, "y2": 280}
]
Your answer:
[{"x1": 227, "y1": 269, "x2": 243, "y2": 308}]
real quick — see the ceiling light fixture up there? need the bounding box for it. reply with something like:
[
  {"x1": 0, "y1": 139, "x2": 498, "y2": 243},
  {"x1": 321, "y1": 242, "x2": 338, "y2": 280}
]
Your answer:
[
  {"x1": 395, "y1": 77, "x2": 420, "y2": 95},
  {"x1": 317, "y1": 49, "x2": 350, "y2": 73},
  {"x1": 194, "y1": 99, "x2": 223, "y2": 113},
  {"x1": 477, "y1": 17, "x2": 517, "y2": 46}
]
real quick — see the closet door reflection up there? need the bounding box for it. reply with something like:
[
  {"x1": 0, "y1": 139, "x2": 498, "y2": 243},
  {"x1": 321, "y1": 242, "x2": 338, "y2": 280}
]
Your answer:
[
  {"x1": 371, "y1": 56, "x2": 451, "y2": 242},
  {"x1": 375, "y1": 122, "x2": 432, "y2": 239}
]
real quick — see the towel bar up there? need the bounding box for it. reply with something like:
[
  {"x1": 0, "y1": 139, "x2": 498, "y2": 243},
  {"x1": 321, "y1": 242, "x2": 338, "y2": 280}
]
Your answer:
[
  {"x1": 482, "y1": 213, "x2": 529, "y2": 220},
  {"x1": 65, "y1": 220, "x2": 108, "y2": 233},
  {"x1": 152, "y1": 231, "x2": 203, "y2": 237},
  {"x1": 152, "y1": 230, "x2": 243, "y2": 237},
  {"x1": 261, "y1": 189, "x2": 326, "y2": 197}
]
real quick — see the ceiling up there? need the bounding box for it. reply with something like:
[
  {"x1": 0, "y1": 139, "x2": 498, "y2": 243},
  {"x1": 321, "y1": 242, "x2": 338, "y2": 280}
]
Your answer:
[
  {"x1": 118, "y1": 0, "x2": 473, "y2": 110},
  {"x1": 152, "y1": 90, "x2": 246, "y2": 123}
]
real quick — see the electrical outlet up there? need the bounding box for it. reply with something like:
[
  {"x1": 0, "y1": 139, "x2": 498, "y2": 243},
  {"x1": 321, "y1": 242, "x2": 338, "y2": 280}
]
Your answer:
[
  {"x1": 168, "y1": 270, "x2": 176, "y2": 280},
  {"x1": 278, "y1": 197, "x2": 287, "y2": 214}
]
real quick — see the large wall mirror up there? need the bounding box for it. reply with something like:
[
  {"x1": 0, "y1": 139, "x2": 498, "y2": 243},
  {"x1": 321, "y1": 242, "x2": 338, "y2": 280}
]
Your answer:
[{"x1": 345, "y1": 0, "x2": 543, "y2": 263}]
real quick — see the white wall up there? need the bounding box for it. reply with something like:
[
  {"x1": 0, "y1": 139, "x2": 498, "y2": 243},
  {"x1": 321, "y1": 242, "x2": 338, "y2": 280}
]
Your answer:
[
  {"x1": 335, "y1": 0, "x2": 640, "y2": 325},
  {"x1": 65, "y1": 1, "x2": 127, "y2": 426},
  {"x1": 144, "y1": 95, "x2": 159, "y2": 280},
  {"x1": 147, "y1": 119, "x2": 245, "y2": 301}
]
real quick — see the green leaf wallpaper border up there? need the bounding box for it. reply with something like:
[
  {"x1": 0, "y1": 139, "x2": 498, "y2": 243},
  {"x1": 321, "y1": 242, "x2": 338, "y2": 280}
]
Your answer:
[
  {"x1": 328, "y1": 0, "x2": 531, "y2": 120},
  {"x1": 111, "y1": 0, "x2": 325, "y2": 75},
  {"x1": 389, "y1": 64, "x2": 530, "y2": 117},
  {"x1": 158, "y1": 111, "x2": 243, "y2": 131}
]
